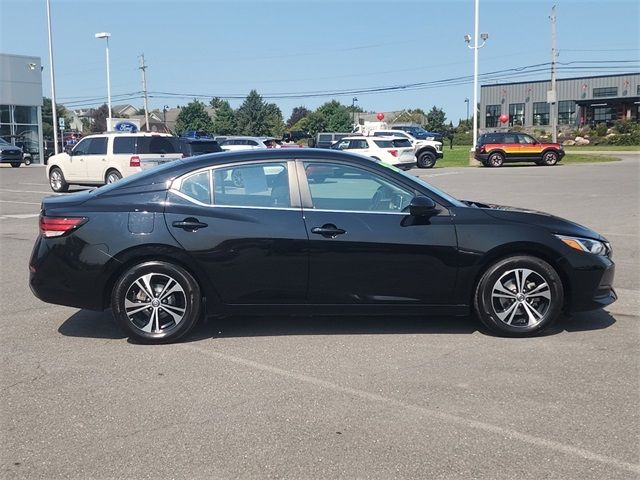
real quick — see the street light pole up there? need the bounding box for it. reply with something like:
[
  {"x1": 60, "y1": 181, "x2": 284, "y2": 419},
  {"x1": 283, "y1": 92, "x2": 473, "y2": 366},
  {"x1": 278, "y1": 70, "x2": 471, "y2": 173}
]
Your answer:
[
  {"x1": 46, "y1": 0, "x2": 59, "y2": 155},
  {"x1": 95, "y1": 32, "x2": 112, "y2": 130},
  {"x1": 352, "y1": 97, "x2": 358, "y2": 128},
  {"x1": 464, "y1": 98, "x2": 470, "y2": 125},
  {"x1": 465, "y1": 0, "x2": 488, "y2": 150}
]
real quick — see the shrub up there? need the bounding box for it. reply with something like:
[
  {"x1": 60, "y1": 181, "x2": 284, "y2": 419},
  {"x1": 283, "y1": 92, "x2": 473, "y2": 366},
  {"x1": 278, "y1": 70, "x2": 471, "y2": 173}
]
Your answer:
[
  {"x1": 613, "y1": 120, "x2": 640, "y2": 135},
  {"x1": 594, "y1": 123, "x2": 608, "y2": 137},
  {"x1": 600, "y1": 132, "x2": 640, "y2": 146}
]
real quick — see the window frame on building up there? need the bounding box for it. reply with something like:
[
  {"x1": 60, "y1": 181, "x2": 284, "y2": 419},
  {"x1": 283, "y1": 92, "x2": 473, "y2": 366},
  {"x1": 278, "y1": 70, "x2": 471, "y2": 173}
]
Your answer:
[
  {"x1": 485, "y1": 105, "x2": 501, "y2": 128},
  {"x1": 508, "y1": 103, "x2": 525, "y2": 127},
  {"x1": 532, "y1": 102, "x2": 550, "y2": 126},
  {"x1": 593, "y1": 87, "x2": 618, "y2": 98},
  {"x1": 558, "y1": 101, "x2": 576, "y2": 125}
]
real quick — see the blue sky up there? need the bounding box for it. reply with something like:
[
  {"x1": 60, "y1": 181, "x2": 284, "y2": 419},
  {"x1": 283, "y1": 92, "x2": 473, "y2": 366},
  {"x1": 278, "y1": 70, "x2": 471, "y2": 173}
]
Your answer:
[{"x1": 1, "y1": 0, "x2": 638, "y2": 124}]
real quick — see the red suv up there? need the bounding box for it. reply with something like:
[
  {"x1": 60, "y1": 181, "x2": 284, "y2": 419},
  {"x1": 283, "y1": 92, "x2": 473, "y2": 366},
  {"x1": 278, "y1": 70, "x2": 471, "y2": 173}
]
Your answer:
[{"x1": 475, "y1": 132, "x2": 565, "y2": 167}]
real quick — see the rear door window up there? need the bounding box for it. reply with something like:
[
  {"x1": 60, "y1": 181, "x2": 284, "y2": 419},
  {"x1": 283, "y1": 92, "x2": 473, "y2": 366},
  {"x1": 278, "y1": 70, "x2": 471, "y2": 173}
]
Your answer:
[
  {"x1": 179, "y1": 170, "x2": 212, "y2": 204},
  {"x1": 392, "y1": 138, "x2": 413, "y2": 148},
  {"x1": 373, "y1": 140, "x2": 393, "y2": 148},
  {"x1": 113, "y1": 136, "x2": 137, "y2": 154}
]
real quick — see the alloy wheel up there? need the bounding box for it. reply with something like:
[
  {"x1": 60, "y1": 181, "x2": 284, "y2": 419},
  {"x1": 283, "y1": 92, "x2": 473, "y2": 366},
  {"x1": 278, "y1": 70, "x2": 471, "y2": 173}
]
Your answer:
[
  {"x1": 50, "y1": 170, "x2": 63, "y2": 190},
  {"x1": 490, "y1": 268, "x2": 551, "y2": 327},
  {"x1": 124, "y1": 273, "x2": 187, "y2": 334}
]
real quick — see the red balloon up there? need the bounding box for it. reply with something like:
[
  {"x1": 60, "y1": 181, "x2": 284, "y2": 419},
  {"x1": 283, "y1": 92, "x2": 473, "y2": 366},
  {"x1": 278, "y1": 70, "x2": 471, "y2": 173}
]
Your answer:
[
  {"x1": 499, "y1": 114, "x2": 509, "y2": 124},
  {"x1": 376, "y1": 112, "x2": 385, "y2": 121}
]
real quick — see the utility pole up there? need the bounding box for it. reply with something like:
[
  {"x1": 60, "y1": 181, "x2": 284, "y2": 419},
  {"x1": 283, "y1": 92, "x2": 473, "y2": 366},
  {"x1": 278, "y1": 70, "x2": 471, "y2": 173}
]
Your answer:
[
  {"x1": 46, "y1": 0, "x2": 59, "y2": 155},
  {"x1": 139, "y1": 54, "x2": 150, "y2": 131},
  {"x1": 549, "y1": 5, "x2": 558, "y2": 143}
]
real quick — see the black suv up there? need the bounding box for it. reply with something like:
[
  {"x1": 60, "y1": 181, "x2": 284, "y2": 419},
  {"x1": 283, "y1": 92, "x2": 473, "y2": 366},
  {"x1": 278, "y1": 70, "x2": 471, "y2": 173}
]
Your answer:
[{"x1": 177, "y1": 138, "x2": 222, "y2": 158}]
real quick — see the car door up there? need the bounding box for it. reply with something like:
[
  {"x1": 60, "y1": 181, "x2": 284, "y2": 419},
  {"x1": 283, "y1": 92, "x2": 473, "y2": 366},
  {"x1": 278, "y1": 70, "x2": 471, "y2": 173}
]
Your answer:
[
  {"x1": 517, "y1": 134, "x2": 542, "y2": 160},
  {"x1": 298, "y1": 160, "x2": 458, "y2": 305},
  {"x1": 65, "y1": 137, "x2": 93, "y2": 181},
  {"x1": 84, "y1": 136, "x2": 108, "y2": 182},
  {"x1": 164, "y1": 160, "x2": 309, "y2": 304}
]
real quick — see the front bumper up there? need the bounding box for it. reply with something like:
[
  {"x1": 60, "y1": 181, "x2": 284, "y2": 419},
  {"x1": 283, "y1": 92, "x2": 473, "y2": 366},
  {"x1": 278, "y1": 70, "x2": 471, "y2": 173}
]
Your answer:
[{"x1": 561, "y1": 253, "x2": 617, "y2": 313}]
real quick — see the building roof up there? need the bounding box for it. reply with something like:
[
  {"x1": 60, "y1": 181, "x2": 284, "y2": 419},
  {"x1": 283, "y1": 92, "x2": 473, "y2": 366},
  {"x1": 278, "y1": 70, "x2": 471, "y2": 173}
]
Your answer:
[{"x1": 481, "y1": 72, "x2": 640, "y2": 88}]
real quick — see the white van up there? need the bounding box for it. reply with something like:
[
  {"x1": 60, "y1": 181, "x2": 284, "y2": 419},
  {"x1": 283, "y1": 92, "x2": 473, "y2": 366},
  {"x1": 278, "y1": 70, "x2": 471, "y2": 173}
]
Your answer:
[{"x1": 47, "y1": 132, "x2": 183, "y2": 192}]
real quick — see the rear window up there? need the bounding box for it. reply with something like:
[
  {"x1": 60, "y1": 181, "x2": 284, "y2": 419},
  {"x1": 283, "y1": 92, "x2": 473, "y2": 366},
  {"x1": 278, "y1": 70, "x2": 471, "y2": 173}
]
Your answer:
[
  {"x1": 318, "y1": 134, "x2": 333, "y2": 142},
  {"x1": 113, "y1": 136, "x2": 137, "y2": 154},
  {"x1": 186, "y1": 141, "x2": 221, "y2": 155},
  {"x1": 392, "y1": 139, "x2": 412, "y2": 148},
  {"x1": 373, "y1": 140, "x2": 393, "y2": 148},
  {"x1": 137, "y1": 136, "x2": 180, "y2": 154}
]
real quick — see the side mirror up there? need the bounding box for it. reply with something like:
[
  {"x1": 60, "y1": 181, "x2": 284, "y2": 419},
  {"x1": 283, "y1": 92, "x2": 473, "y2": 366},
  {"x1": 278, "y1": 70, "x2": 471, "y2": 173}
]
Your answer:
[{"x1": 409, "y1": 195, "x2": 437, "y2": 216}]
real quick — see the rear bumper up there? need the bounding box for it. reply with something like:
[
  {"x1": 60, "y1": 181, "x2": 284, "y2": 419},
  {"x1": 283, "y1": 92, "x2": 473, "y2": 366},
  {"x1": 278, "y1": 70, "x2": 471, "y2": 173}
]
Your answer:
[{"x1": 474, "y1": 152, "x2": 489, "y2": 162}]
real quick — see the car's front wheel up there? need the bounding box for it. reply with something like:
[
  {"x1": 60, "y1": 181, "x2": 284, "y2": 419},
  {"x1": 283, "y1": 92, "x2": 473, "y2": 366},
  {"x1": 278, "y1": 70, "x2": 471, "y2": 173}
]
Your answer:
[
  {"x1": 111, "y1": 261, "x2": 202, "y2": 344},
  {"x1": 49, "y1": 167, "x2": 69, "y2": 192},
  {"x1": 417, "y1": 151, "x2": 436, "y2": 168},
  {"x1": 538, "y1": 150, "x2": 559, "y2": 166},
  {"x1": 474, "y1": 255, "x2": 563, "y2": 337}
]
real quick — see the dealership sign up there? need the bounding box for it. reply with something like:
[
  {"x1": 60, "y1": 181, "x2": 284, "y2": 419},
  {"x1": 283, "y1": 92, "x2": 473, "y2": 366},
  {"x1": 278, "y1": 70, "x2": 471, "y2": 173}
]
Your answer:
[{"x1": 108, "y1": 118, "x2": 140, "y2": 133}]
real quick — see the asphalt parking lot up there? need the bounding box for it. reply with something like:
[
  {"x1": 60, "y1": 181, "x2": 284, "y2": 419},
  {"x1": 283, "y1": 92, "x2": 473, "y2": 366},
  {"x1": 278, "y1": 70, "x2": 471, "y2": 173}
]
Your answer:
[{"x1": 1, "y1": 156, "x2": 638, "y2": 479}]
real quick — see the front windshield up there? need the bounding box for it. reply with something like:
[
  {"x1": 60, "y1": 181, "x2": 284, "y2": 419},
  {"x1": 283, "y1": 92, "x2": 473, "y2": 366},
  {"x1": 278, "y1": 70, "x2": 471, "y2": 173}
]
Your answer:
[{"x1": 0, "y1": 138, "x2": 10, "y2": 145}]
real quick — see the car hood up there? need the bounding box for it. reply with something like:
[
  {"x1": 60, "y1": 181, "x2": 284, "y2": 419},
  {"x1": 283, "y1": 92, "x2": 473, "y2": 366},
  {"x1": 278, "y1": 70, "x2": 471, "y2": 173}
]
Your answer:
[
  {"x1": 463, "y1": 200, "x2": 606, "y2": 241},
  {"x1": 0, "y1": 145, "x2": 22, "y2": 153}
]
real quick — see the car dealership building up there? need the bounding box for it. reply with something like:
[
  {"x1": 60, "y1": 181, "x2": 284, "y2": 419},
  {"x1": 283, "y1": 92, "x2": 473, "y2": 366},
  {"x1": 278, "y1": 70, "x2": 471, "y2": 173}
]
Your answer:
[
  {"x1": 0, "y1": 53, "x2": 44, "y2": 164},
  {"x1": 479, "y1": 72, "x2": 640, "y2": 133}
]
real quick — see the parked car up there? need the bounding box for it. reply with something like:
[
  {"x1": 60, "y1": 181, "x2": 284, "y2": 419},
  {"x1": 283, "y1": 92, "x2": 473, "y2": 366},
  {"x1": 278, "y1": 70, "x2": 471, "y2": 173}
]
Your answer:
[
  {"x1": 29, "y1": 149, "x2": 616, "y2": 344},
  {"x1": 475, "y1": 132, "x2": 565, "y2": 167},
  {"x1": 0, "y1": 137, "x2": 23, "y2": 167},
  {"x1": 331, "y1": 136, "x2": 416, "y2": 169},
  {"x1": 309, "y1": 132, "x2": 350, "y2": 149},
  {"x1": 218, "y1": 136, "x2": 277, "y2": 151},
  {"x1": 177, "y1": 138, "x2": 222, "y2": 157},
  {"x1": 371, "y1": 130, "x2": 443, "y2": 168},
  {"x1": 391, "y1": 125, "x2": 443, "y2": 142},
  {"x1": 46, "y1": 132, "x2": 183, "y2": 192}
]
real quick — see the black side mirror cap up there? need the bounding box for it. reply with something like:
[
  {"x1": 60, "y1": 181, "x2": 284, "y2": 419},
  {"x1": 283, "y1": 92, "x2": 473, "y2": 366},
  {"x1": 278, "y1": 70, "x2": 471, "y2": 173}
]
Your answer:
[{"x1": 409, "y1": 195, "x2": 438, "y2": 216}]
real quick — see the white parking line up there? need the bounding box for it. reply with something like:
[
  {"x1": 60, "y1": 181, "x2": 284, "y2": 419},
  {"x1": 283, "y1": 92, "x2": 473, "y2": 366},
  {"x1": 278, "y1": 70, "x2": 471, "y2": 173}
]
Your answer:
[
  {"x1": 183, "y1": 344, "x2": 640, "y2": 475},
  {"x1": 420, "y1": 171, "x2": 462, "y2": 178},
  {"x1": 0, "y1": 188, "x2": 61, "y2": 195},
  {"x1": 0, "y1": 213, "x2": 39, "y2": 220},
  {"x1": 0, "y1": 200, "x2": 41, "y2": 205}
]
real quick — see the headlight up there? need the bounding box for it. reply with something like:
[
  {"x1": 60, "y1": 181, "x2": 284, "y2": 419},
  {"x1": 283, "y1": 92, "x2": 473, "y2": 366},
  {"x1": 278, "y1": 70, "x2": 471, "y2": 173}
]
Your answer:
[{"x1": 555, "y1": 234, "x2": 610, "y2": 256}]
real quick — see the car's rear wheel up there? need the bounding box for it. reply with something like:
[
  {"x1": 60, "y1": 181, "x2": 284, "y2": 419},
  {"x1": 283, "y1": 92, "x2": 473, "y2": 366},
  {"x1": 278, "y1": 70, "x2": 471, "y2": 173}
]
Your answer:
[
  {"x1": 487, "y1": 152, "x2": 504, "y2": 167},
  {"x1": 105, "y1": 170, "x2": 122, "y2": 184},
  {"x1": 539, "y1": 150, "x2": 559, "y2": 166},
  {"x1": 111, "y1": 261, "x2": 202, "y2": 344},
  {"x1": 474, "y1": 255, "x2": 563, "y2": 337},
  {"x1": 417, "y1": 151, "x2": 436, "y2": 168},
  {"x1": 24, "y1": 156, "x2": 32, "y2": 166},
  {"x1": 49, "y1": 167, "x2": 69, "y2": 192}
]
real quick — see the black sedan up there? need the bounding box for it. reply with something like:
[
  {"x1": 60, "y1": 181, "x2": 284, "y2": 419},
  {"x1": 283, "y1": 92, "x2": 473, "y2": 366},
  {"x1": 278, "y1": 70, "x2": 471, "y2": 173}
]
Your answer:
[{"x1": 29, "y1": 149, "x2": 616, "y2": 343}]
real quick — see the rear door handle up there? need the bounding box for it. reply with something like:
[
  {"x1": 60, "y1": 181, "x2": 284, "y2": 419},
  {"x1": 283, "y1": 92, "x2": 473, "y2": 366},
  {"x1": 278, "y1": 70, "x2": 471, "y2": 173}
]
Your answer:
[
  {"x1": 311, "y1": 224, "x2": 346, "y2": 238},
  {"x1": 172, "y1": 217, "x2": 208, "y2": 232}
]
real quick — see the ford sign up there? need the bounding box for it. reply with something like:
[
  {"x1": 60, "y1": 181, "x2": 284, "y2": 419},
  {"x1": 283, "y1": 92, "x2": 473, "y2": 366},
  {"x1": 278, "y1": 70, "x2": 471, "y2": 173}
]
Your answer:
[{"x1": 114, "y1": 121, "x2": 139, "y2": 133}]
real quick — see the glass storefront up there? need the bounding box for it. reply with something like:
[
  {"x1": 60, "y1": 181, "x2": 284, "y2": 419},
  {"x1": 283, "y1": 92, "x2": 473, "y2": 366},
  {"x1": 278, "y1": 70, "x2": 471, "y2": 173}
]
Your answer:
[{"x1": 0, "y1": 104, "x2": 42, "y2": 163}]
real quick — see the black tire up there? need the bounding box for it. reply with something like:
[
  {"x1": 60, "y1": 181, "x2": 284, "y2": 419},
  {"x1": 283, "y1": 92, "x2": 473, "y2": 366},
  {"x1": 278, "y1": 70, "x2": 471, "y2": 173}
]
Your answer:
[
  {"x1": 474, "y1": 255, "x2": 563, "y2": 337},
  {"x1": 539, "y1": 150, "x2": 559, "y2": 166},
  {"x1": 417, "y1": 151, "x2": 436, "y2": 168},
  {"x1": 111, "y1": 260, "x2": 202, "y2": 344},
  {"x1": 105, "y1": 169, "x2": 122, "y2": 184},
  {"x1": 10, "y1": 162, "x2": 21, "y2": 168},
  {"x1": 49, "y1": 167, "x2": 69, "y2": 192},
  {"x1": 487, "y1": 152, "x2": 504, "y2": 167}
]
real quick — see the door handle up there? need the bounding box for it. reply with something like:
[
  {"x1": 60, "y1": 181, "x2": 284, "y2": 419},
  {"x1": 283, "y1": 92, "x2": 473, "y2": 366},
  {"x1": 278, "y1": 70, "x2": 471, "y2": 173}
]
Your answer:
[
  {"x1": 172, "y1": 217, "x2": 208, "y2": 232},
  {"x1": 311, "y1": 224, "x2": 346, "y2": 238}
]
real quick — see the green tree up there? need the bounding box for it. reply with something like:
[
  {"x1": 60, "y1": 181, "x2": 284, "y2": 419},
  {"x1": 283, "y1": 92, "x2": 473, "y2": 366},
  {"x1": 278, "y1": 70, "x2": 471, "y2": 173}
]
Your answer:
[
  {"x1": 175, "y1": 100, "x2": 214, "y2": 135},
  {"x1": 425, "y1": 106, "x2": 447, "y2": 133},
  {"x1": 264, "y1": 103, "x2": 285, "y2": 137},
  {"x1": 211, "y1": 100, "x2": 237, "y2": 135},
  {"x1": 235, "y1": 90, "x2": 271, "y2": 136},
  {"x1": 42, "y1": 97, "x2": 72, "y2": 138},
  {"x1": 210, "y1": 97, "x2": 224, "y2": 109},
  {"x1": 302, "y1": 100, "x2": 352, "y2": 136},
  {"x1": 89, "y1": 104, "x2": 110, "y2": 133},
  {"x1": 286, "y1": 106, "x2": 310, "y2": 128}
]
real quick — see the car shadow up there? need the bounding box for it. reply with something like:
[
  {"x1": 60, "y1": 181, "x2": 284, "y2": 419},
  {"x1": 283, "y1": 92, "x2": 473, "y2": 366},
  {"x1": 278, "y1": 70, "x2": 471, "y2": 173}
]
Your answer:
[{"x1": 57, "y1": 309, "x2": 617, "y2": 343}]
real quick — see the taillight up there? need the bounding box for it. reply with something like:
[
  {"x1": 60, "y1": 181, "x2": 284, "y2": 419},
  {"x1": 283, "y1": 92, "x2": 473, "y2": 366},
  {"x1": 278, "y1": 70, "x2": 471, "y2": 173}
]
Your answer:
[
  {"x1": 388, "y1": 149, "x2": 398, "y2": 157},
  {"x1": 39, "y1": 215, "x2": 87, "y2": 238},
  {"x1": 130, "y1": 156, "x2": 140, "y2": 167}
]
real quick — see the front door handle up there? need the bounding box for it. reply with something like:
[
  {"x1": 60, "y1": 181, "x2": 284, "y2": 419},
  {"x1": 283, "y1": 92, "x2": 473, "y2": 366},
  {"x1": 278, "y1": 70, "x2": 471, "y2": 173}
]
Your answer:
[
  {"x1": 311, "y1": 224, "x2": 346, "y2": 238},
  {"x1": 172, "y1": 217, "x2": 208, "y2": 232}
]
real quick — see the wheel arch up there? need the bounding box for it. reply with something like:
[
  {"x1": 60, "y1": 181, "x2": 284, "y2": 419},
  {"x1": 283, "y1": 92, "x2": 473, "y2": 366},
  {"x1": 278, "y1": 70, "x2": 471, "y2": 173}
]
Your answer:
[
  {"x1": 541, "y1": 148, "x2": 560, "y2": 157},
  {"x1": 104, "y1": 168, "x2": 122, "y2": 182},
  {"x1": 102, "y1": 244, "x2": 222, "y2": 314},
  {"x1": 469, "y1": 242, "x2": 571, "y2": 311},
  {"x1": 416, "y1": 146, "x2": 437, "y2": 157}
]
